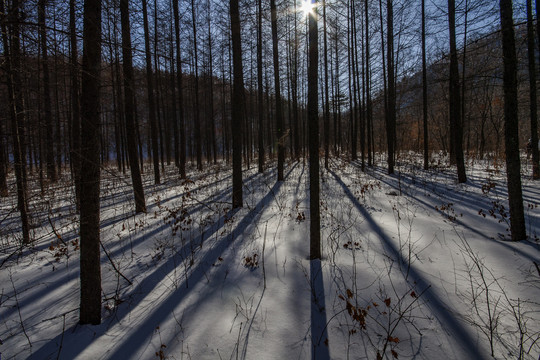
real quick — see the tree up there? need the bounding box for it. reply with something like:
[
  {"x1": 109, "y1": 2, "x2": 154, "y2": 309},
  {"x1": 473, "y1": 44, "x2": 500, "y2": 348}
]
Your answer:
[
  {"x1": 527, "y1": 0, "x2": 539, "y2": 179},
  {"x1": 142, "y1": 0, "x2": 161, "y2": 185},
  {"x1": 308, "y1": 1, "x2": 320, "y2": 260},
  {"x1": 422, "y1": 0, "x2": 429, "y2": 170},
  {"x1": 79, "y1": 0, "x2": 102, "y2": 325},
  {"x1": 2, "y1": 0, "x2": 30, "y2": 244},
  {"x1": 70, "y1": 0, "x2": 81, "y2": 210},
  {"x1": 38, "y1": 0, "x2": 56, "y2": 183},
  {"x1": 120, "y1": 0, "x2": 146, "y2": 213},
  {"x1": 499, "y1": 0, "x2": 526, "y2": 241},
  {"x1": 230, "y1": 0, "x2": 243, "y2": 209},
  {"x1": 173, "y1": 0, "x2": 186, "y2": 179},
  {"x1": 323, "y1": 0, "x2": 330, "y2": 170},
  {"x1": 257, "y1": 0, "x2": 265, "y2": 173},
  {"x1": 191, "y1": 0, "x2": 203, "y2": 171},
  {"x1": 448, "y1": 0, "x2": 467, "y2": 183},
  {"x1": 270, "y1": 0, "x2": 285, "y2": 181},
  {"x1": 386, "y1": 0, "x2": 396, "y2": 174}
]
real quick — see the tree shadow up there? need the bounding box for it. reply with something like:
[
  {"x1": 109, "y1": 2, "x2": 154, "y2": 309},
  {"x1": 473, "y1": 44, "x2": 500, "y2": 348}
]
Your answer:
[
  {"x1": 310, "y1": 259, "x2": 330, "y2": 360},
  {"x1": 26, "y1": 165, "x2": 295, "y2": 360},
  {"x1": 328, "y1": 169, "x2": 489, "y2": 359}
]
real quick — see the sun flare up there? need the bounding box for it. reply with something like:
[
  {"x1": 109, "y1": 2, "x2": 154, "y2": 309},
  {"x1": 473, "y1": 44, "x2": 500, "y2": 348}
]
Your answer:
[{"x1": 299, "y1": 0, "x2": 315, "y2": 17}]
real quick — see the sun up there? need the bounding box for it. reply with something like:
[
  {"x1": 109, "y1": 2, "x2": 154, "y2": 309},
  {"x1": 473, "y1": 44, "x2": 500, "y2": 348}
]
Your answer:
[{"x1": 299, "y1": 0, "x2": 315, "y2": 17}]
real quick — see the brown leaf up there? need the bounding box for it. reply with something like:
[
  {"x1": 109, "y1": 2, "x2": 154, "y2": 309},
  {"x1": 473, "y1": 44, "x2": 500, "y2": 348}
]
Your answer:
[
  {"x1": 384, "y1": 298, "x2": 391, "y2": 307},
  {"x1": 346, "y1": 289, "x2": 353, "y2": 299}
]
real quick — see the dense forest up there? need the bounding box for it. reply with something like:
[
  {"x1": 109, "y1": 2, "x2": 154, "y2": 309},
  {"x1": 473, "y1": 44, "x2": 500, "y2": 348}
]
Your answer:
[{"x1": 1, "y1": 0, "x2": 539, "y2": 359}]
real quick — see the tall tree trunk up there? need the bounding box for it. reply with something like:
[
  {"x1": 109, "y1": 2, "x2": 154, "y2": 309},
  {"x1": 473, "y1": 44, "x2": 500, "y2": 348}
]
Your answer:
[
  {"x1": 499, "y1": 0, "x2": 526, "y2": 241},
  {"x1": 308, "y1": 1, "x2": 320, "y2": 260},
  {"x1": 365, "y1": 0, "x2": 373, "y2": 167},
  {"x1": 79, "y1": 0, "x2": 102, "y2": 325},
  {"x1": 207, "y1": 0, "x2": 217, "y2": 165},
  {"x1": 323, "y1": 0, "x2": 330, "y2": 170},
  {"x1": 422, "y1": 0, "x2": 429, "y2": 170},
  {"x1": 173, "y1": 0, "x2": 186, "y2": 178},
  {"x1": 230, "y1": 0, "x2": 243, "y2": 208},
  {"x1": 386, "y1": 0, "x2": 395, "y2": 174},
  {"x1": 527, "y1": 0, "x2": 539, "y2": 179},
  {"x1": 271, "y1": 0, "x2": 285, "y2": 181},
  {"x1": 39, "y1": 0, "x2": 56, "y2": 182},
  {"x1": 120, "y1": 0, "x2": 146, "y2": 213},
  {"x1": 3, "y1": 0, "x2": 30, "y2": 244},
  {"x1": 142, "y1": 0, "x2": 161, "y2": 184},
  {"x1": 69, "y1": 0, "x2": 81, "y2": 210},
  {"x1": 191, "y1": 0, "x2": 203, "y2": 171},
  {"x1": 257, "y1": 0, "x2": 265, "y2": 173},
  {"x1": 5, "y1": 0, "x2": 30, "y2": 243},
  {"x1": 448, "y1": 0, "x2": 467, "y2": 183}
]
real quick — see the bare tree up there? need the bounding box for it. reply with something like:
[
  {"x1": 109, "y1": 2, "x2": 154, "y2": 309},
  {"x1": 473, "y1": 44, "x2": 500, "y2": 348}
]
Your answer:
[
  {"x1": 173, "y1": 0, "x2": 186, "y2": 179},
  {"x1": 2, "y1": 0, "x2": 30, "y2": 244},
  {"x1": 422, "y1": 0, "x2": 429, "y2": 170},
  {"x1": 230, "y1": 0, "x2": 243, "y2": 208},
  {"x1": 142, "y1": 0, "x2": 161, "y2": 184},
  {"x1": 448, "y1": 0, "x2": 467, "y2": 183},
  {"x1": 257, "y1": 0, "x2": 265, "y2": 173},
  {"x1": 191, "y1": 0, "x2": 203, "y2": 171},
  {"x1": 527, "y1": 0, "x2": 539, "y2": 179},
  {"x1": 270, "y1": 0, "x2": 285, "y2": 181},
  {"x1": 308, "y1": 1, "x2": 320, "y2": 260},
  {"x1": 386, "y1": 0, "x2": 396, "y2": 174},
  {"x1": 39, "y1": 0, "x2": 56, "y2": 183},
  {"x1": 79, "y1": 0, "x2": 103, "y2": 325},
  {"x1": 499, "y1": 0, "x2": 526, "y2": 241},
  {"x1": 120, "y1": 0, "x2": 146, "y2": 213}
]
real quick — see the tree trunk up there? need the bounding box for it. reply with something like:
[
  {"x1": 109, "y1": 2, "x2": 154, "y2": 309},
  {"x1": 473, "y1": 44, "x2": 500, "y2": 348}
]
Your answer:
[
  {"x1": 142, "y1": 0, "x2": 161, "y2": 184},
  {"x1": 448, "y1": 0, "x2": 467, "y2": 183},
  {"x1": 323, "y1": 0, "x2": 330, "y2": 170},
  {"x1": 120, "y1": 0, "x2": 146, "y2": 213},
  {"x1": 308, "y1": 1, "x2": 320, "y2": 260},
  {"x1": 386, "y1": 0, "x2": 396, "y2": 174},
  {"x1": 79, "y1": 0, "x2": 102, "y2": 325},
  {"x1": 257, "y1": 0, "x2": 265, "y2": 173},
  {"x1": 230, "y1": 0, "x2": 243, "y2": 208},
  {"x1": 2, "y1": 0, "x2": 30, "y2": 244},
  {"x1": 422, "y1": 0, "x2": 429, "y2": 170},
  {"x1": 271, "y1": 0, "x2": 285, "y2": 181},
  {"x1": 191, "y1": 0, "x2": 203, "y2": 171},
  {"x1": 499, "y1": 0, "x2": 526, "y2": 241},
  {"x1": 173, "y1": 0, "x2": 186, "y2": 179},
  {"x1": 527, "y1": 0, "x2": 539, "y2": 179}
]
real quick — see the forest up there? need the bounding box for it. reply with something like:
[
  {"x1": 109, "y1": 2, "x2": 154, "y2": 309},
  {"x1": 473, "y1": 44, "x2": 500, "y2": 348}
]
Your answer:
[{"x1": 0, "y1": 0, "x2": 539, "y2": 359}]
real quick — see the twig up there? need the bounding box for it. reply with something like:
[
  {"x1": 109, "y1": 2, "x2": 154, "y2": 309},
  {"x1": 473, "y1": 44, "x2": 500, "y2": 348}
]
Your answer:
[
  {"x1": 9, "y1": 271, "x2": 32, "y2": 348},
  {"x1": 534, "y1": 262, "x2": 540, "y2": 278},
  {"x1": 99, "y1": 241, "x2": 133, "y2": 286},
  {"x1": 56, "y1": 314, "x2": 66, "y2": 360}
]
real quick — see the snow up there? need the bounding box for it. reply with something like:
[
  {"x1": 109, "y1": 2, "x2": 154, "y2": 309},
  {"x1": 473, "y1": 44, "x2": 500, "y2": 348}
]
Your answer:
[{"x1": 1, "y1": 155, "x2": 539, "y2": 360}]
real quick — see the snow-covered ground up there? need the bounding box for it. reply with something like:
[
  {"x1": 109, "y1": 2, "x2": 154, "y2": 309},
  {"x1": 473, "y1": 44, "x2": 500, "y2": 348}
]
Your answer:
[{"x1": 1, "y1": 155, "x2": 539, "y2": 359}]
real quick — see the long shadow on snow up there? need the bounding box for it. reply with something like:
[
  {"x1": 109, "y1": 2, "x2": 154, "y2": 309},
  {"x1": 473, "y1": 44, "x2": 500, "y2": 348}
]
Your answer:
[
  {"x1": 329, "y1": 169, "x2": 489, "y2": 359},
  {"x1": 311, "y1": 259, "x2": 330, "y2": 360},
  {"x1": 6, "y1": 170, "x2": 271, "y2": 334},
  {"x1": 27, "y1": 166, "x2": 292, "y2": 360},
  {"x1": 368, "y1": 167, "x2": 540, "y2": 263}
]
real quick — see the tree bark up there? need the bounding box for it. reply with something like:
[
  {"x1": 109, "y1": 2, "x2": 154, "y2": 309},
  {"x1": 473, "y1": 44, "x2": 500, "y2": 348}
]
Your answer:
[
  {"x1": 39, "y1": 0, "x2": 56, "y2": 183},
  {"x1": 191, "y1": 0, "x2": 203, "y2": 171},
  {"x1": 172, "y1": 0, "x2": 186, "y2": 179},
  {"x1": 230, "y1": 0, "x2": 243, "y2": 209},
  {"x1": 142, "y1": 0, "x2": 161, "y2": 184},
  {"x1": 257, "y1": 0, "x2": 265, "y2": 173},
  {"x1": 308, "y1": 2, "x2": 320, "y2": 260},
  {"x1": 120, "y1": 0, "x2": 146, "y2": 213},
  {"x1": 79, "y1": 0, "x2": 102, "y2": 325},
  {"x1": 422, "y1": 0, "x2": 429, "y2": 170},
  {"x1": 527, "y1": 0, "x2": 539, "y2": 179},
  {"x1": 499, "y1": 0, "x2": 526, "y2": 241},
  {"x1": 386, "y1": 0, "x2": 395, "y2": 174},
  {"x1": 271, "y1": 0, "x2": 285, "y2": 181},
  {"x1": 448, "y1": 0, "x2": 467, "y2": 183}
]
